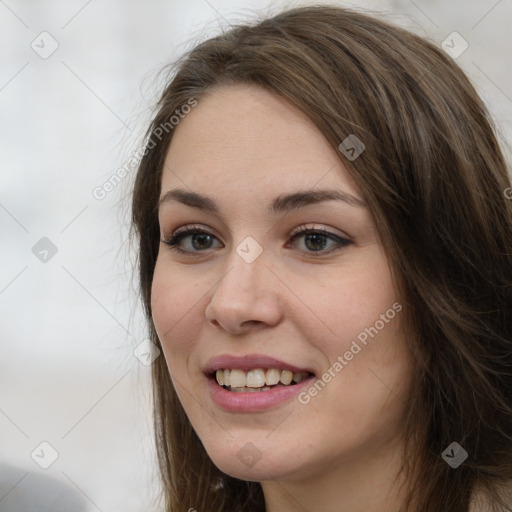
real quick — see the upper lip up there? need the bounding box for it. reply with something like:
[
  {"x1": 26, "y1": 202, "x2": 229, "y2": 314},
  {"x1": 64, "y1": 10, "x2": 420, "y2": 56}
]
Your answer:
[{"x1": 203, "y1": 353, "x2": 315, "y2": 375}]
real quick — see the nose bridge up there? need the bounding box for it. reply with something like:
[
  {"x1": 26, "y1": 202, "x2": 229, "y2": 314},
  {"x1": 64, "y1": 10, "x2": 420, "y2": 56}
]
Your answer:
[
  {"x1": 205, "y1": 238, "x2": 282, "y2": 332},
  {"x1": 215, "y1": 240, "x2": 266, "y2": 301}
]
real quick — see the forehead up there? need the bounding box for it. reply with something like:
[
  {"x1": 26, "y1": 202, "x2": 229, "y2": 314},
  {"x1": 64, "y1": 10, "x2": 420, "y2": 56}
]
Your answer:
[{"x1": 161, "y1": 84, "x2": 360, "y2": 199}]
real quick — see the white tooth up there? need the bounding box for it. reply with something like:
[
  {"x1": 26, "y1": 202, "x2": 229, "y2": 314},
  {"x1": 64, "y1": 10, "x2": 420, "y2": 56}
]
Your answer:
[
  {"x1": 280, "y1": 370, "x2": 293, "y2": 385},
  {"x1": 223, "y1": 369, "x2": 231, "y2": 386},
  {"x1": 246, "y1": 368, "x2": 266, "y2": 388},
  {"x1": 265, "y1": 368, "x2": 281, "y2": 386},
  {"x1": 230, "y1": 369, "x2": 246, "y2": 388},
  {"x1": 216, "y1": 370, "x2": 224, "y2": 386}
]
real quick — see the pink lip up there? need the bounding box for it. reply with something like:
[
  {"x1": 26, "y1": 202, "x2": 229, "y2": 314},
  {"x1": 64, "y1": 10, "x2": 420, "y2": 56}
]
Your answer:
[
  {"x1": 203, "y1": 353, "x2": 314, "y2": 374},
  {"x1": 206, "y1": 373, "x2": 315, "y2": 412}
]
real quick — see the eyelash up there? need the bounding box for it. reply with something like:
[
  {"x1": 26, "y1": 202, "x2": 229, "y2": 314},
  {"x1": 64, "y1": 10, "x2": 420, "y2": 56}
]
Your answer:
[{"x1": 160, "y1": 224, "x2": 352, "y2": 257}]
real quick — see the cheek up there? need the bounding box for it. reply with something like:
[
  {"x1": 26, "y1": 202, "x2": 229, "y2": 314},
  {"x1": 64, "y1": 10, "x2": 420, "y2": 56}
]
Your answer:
[
  {"x1": 306, "y1": 253, "x2": 412, "y2": 425},
  {"x1": 150, "y1": 260, "x2": 203, "y2": 359},
  {"x1": 304, "y1": 250, "x2": 399, "y2": 356}
]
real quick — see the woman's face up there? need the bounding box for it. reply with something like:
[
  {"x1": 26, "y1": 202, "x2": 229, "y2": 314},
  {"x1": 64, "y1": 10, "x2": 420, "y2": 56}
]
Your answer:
[{"x1": 151, "y1": 84, "x2": 415, "y2": 483}]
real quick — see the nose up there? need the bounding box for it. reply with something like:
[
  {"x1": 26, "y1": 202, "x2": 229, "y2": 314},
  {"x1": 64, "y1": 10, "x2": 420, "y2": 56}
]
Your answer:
[{"x1": 204, "y1": 250, "x2": 283, "y2": 335}]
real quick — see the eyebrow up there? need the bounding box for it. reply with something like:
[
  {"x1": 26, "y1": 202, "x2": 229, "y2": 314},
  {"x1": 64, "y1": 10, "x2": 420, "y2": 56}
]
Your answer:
[{"x1": 158, "y1": 188, "x2": 366, "y2": 215}]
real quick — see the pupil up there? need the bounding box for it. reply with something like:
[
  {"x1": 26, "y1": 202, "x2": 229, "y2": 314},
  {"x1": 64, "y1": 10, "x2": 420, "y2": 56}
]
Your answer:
[
  {"x1": 193, "y1": 234, "x2": 212, "y2": 249},
  {"x1": 305, "y1": 234, "x2": 326, "y2": 251}
]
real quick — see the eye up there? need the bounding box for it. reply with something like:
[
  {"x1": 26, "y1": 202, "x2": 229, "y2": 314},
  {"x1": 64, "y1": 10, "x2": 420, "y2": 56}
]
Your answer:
[
  {"x1": 161, "y1": 224, "x2": 220, "y2": 254},
  {"x1": 287, "y1": 225, "x2": 352, "y2": 256},
  {"x1": 160, "y1": 224, "x2": 352, "y2": 257}
]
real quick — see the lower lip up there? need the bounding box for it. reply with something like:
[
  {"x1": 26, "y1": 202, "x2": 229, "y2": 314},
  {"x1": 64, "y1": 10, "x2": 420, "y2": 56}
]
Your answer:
[{"x1": 206, "y1": 374, "x2": 315, "y2": 412}]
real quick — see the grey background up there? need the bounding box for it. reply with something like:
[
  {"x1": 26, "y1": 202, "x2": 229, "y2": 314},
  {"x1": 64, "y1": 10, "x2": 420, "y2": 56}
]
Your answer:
[{"x1": 1, "y1": 0, "x2": 511, "y2": 510}]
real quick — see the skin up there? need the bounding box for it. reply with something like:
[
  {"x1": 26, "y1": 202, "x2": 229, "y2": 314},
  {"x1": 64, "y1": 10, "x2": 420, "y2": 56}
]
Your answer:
[{"x1": 151, "y1": 83, "x2": 417, "y2": 512}]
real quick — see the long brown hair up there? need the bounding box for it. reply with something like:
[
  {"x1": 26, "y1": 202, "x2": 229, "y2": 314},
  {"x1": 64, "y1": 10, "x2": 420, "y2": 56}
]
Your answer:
[{"x1": 131, "y1": 5, "x2": 512, "y2": 511}]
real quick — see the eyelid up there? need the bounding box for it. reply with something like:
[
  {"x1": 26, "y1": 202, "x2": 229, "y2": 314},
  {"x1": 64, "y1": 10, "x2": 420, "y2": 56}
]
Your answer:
[
  {"x1": 169, "y1": 223, "x2": 213, "y2": 237},
  {"x1": 164, "y1": 223, "x2": 350, "y2": 241},
  {"x1": 288, "y1": 223, "x2": 352, "y2": 240}
]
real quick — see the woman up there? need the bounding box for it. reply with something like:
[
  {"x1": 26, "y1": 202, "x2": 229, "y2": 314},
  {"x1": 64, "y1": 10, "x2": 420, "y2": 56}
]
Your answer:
[{"x1": 131, "y1": 5, "x2": 512, "y2": 511}]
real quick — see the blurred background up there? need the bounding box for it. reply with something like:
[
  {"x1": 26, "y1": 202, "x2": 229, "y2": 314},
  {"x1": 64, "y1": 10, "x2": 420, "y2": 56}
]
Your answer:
[{"x1": 1, "y1": 0, "x2": 511, "y2": 510}]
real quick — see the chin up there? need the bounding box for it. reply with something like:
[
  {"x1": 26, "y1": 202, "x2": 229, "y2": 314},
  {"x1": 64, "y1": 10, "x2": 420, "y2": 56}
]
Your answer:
[
  {"x1": 211, "y1": 454, "x2": 292, "y2": 483},
  {"x1": 202, "y1": 437, "x2": 312, "y2": 484}
]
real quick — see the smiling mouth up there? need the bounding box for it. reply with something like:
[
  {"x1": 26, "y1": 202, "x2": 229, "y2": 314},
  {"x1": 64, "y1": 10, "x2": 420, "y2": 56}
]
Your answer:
[{"x1": 209, "y1": 368, "x2": 315, "y2": 392}]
